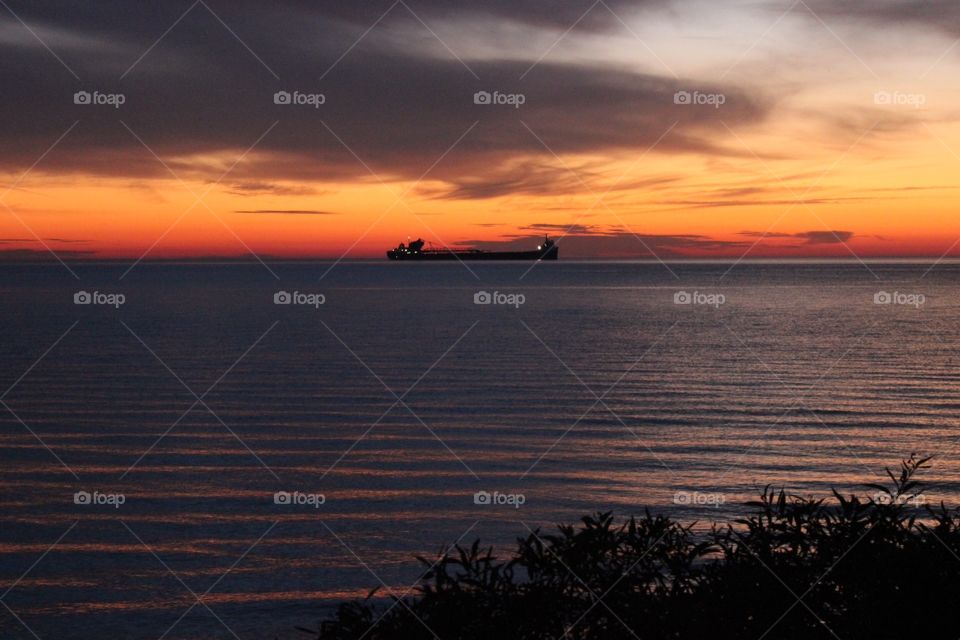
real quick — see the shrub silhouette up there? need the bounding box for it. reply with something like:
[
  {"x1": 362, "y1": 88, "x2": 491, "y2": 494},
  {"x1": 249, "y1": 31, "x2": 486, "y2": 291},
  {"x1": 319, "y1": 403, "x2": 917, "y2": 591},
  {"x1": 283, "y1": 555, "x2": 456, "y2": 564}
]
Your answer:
[{"x1": 304, "y1": 455, "x2": 960, "y2": 639}]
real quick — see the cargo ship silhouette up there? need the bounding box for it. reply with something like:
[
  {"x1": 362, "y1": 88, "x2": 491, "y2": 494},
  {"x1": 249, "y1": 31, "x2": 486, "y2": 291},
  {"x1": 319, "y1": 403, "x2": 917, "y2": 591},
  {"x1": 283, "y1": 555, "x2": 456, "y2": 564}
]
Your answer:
[{"x1": 387, "y1": 236, "x2": 558, "y2": 261}]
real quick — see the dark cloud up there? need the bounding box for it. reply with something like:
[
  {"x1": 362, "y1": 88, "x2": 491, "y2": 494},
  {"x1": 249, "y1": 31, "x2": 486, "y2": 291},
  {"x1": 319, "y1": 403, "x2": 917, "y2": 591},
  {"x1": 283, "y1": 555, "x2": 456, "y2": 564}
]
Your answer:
[
  {"x1": 800, "y1": 230, "x2": 854, "y2": 244},
  {"x1": 738, "y1": 230, "x2": 854, "y2": 244},
  {"x1": 0, "y1": 237, "x2": 89, "y2": 243},
  {"x1": 654, "y1": 197, "x2": 869, "y2": 209},
  {"x1": 0, "y1": 2, "x2": 772, "y2": 199},
  {"x1": 522, "y1": 223, "x2": 596, "y2": 234},
  {"x1": 463, "y1": 227, "x2": 857, "y2": 257},
  {"x1": 225, "y1": 182, "x2": 322, "y2": 197},
  {"x1": 0, "y1": 248, "x2": 95, "y2": 260},
  {"x1": 0, "y1": 0, "x2": 668, "y2": 46},
  {"x1": 294, "y1": 0, "x2": 669, "y2": 32},
  {"x1": 424, "y1": 160, "x2": 591, "y2": 200},
  {"x1": 464, "y1": 232, "x2": 751, "y2": 258}
]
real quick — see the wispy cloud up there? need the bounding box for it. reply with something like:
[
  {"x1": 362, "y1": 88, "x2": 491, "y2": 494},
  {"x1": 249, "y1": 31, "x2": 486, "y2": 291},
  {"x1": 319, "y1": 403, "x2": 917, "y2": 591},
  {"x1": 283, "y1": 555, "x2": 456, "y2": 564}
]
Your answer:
[{"x1": 738, "y1": 230, "x2": 854, "y2": 244}]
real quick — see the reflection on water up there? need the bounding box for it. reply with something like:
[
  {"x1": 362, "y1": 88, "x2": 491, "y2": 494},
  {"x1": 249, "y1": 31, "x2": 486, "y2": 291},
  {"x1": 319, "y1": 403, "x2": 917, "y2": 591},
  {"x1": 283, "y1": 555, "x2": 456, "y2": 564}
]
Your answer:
[{"x1": 1, "y1": 262, "x2": 959, "y2": 638}]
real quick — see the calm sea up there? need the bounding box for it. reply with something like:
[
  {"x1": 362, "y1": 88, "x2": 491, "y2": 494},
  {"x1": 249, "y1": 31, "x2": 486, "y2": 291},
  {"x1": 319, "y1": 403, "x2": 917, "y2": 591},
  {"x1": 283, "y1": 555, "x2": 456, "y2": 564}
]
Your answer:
[{"x1": 2, "y1": 261, "x2": 959, "y2": 639}]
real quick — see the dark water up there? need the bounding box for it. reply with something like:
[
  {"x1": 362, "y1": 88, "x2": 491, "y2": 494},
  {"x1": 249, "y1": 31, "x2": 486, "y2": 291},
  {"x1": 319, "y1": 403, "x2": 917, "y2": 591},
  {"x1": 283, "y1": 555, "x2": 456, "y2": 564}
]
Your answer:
[{"x1": 2, "y1": 261, "x2": 959, "y2": 639}]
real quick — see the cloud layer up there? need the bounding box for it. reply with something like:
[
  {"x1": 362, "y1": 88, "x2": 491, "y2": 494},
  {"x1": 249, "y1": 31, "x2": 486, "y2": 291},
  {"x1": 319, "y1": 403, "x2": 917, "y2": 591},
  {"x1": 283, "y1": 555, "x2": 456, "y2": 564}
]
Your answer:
[{"x1": 0, "y1": 0, "x2": 770, "y2": 199}]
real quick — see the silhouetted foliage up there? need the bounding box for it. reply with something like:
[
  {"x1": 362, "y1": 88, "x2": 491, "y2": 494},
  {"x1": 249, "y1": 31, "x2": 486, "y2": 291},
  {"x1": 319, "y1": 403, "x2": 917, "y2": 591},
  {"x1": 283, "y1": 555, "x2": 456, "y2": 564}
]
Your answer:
[{"x1": 303, "y1": 455, "x2": 960, "y2": 639}]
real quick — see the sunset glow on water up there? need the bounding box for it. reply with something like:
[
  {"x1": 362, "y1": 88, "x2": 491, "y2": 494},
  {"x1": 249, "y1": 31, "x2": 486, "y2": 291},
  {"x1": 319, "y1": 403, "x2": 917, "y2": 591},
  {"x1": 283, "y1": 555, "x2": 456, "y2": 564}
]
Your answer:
[
  {"x1": 3, "y1": 262, "x2": 959, "y2": 637},
  {"x1": 4, "y1": 1, "x2": 960, "y2": 637}
]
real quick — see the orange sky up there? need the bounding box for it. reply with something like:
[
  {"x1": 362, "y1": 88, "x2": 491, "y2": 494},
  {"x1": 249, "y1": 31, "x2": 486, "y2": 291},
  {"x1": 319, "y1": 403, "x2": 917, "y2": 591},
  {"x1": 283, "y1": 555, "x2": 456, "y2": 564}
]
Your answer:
[
  {"x1": 4, "y1": 132, "x2": 958, "y2": 260},
  {"x1": 1, "y1": 1, "x2": 959, "y2": 260}
]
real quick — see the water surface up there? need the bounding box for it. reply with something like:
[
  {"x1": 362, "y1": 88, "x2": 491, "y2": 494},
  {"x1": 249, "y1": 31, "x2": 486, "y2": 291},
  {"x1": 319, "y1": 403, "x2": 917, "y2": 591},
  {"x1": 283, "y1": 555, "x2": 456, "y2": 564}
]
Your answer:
[{"x1": 2, "y1": 261, "x2": 958, "y2": 638}]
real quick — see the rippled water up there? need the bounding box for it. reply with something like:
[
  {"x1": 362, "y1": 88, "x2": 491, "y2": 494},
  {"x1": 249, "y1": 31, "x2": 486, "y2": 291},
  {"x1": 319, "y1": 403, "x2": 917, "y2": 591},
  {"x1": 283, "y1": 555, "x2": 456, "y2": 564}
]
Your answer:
[{"x1": 2, "y1": 261, "x2": 959, "y2": 639}]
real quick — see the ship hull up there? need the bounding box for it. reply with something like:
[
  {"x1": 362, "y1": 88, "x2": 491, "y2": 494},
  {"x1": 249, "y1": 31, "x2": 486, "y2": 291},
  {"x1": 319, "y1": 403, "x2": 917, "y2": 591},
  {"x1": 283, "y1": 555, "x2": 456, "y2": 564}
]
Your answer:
[{"x1": 387, "y1": 247, "x2": 558, "y2": 261}]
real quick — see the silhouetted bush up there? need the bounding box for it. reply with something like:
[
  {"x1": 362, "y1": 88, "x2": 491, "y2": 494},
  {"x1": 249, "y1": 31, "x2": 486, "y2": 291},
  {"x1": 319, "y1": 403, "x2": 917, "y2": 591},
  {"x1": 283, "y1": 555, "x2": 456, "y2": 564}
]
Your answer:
[{"x1": 303, "y1": 455, "x2": 960, "y2": 639}]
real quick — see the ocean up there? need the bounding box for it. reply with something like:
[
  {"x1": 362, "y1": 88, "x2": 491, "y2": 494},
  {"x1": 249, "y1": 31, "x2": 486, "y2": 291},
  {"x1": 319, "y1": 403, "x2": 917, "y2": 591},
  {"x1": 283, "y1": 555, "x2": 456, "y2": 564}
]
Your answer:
[{"x1": 2, "y1": 260, "x2": 959, "y2": 639}]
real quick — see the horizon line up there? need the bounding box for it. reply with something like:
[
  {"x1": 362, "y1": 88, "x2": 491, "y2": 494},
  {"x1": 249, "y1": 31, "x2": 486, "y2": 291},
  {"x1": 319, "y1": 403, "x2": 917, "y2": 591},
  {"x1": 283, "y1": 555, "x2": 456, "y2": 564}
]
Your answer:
[{"x1": 3, "y1": 256, "x2": 960, "y2": 266}]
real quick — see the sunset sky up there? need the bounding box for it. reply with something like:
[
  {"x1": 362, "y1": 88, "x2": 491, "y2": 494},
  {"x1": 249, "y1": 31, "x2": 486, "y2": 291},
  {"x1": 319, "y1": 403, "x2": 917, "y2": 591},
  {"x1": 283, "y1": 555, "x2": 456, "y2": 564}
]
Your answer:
[{"x1": 2, "y1": 0, "x2": 959, "y2": 260}]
